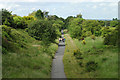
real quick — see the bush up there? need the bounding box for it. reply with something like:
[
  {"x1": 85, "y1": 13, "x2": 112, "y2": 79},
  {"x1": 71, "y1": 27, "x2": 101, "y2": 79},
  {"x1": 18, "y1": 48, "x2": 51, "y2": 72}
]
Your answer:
[
  {"x1": 79, "y1": 61, "x2": 83, "y2": 67},
  {"x1": 102, "y1": 58, "x2": 107, "y2": 62},
  {"x1": 82, "y1": 40, "x2": 86, "y2": 45},
  {"x1": 78, "y1": 37, "x2": 84, "y2": 41},
  {"x1": 73, "y1": 49, "x2": 83, "y2": 59},
  {"x1": 2, "y1": 9, "x2": 14, "y2": 27},
  {"x1": 91, "y1": 35, "x2": 95, "y2": 40},
  {"x1": 104, "y1": 30, "x2": 118, "y2": 46},
  {"x1": 2, "y1": 47, "x2": 8, "y2": 54},
  {"x1": 85, "y1": 61, "x2": 98, "y2": 72},
  {"x1": 84, "y1": 31, "x2": 92, "y2": 37},
  {"x1": 13, "y1": 16, "x2": 27, "y2": 29},
  {"x1": 28, "y1": 20, "x2": 59, "y2": 46},
  {"x1": 110, "y1": 20, "x2": 118, "y2": 27},
  {"x1": 2, "y1": 25, "x2": 29, "y2": 53}
]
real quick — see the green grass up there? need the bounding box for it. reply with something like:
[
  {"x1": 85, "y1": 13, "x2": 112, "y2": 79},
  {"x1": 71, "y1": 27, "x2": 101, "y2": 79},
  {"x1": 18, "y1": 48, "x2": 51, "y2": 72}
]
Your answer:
[
  {"x1": 63, "y1": 34, "x2": 118, "y2": 78},
  {"x1": 2, "y1": 27, "x2": 58, "y2": 78}
]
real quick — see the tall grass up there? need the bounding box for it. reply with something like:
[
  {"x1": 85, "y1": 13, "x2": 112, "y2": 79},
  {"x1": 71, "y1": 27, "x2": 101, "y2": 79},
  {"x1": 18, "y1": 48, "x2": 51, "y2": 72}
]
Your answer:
[
  {"x1": 2, "y1": 29, "x2": 58, "y2": 78},
  {"x1": 63, "y1": 34, "x2": 118, "y2": 78}
]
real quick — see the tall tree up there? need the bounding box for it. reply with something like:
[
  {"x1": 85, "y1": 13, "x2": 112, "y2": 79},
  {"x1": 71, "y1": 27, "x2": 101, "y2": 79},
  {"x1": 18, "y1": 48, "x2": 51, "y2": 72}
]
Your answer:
[
  {"x1": 35, "y1": 9, "x2": 44, "y2": 19},
  {"x1": 2, "y1": 9, "x2": 14, "y2": 27},
  {"x1": 76, "y1": 13, "x2": 82, "y2": 18}
]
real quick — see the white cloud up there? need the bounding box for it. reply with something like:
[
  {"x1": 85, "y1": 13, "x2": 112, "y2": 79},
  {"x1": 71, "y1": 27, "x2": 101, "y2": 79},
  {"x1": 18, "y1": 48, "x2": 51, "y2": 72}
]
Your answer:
[
  {"x1": 0, "y1": 2, "x2": 20, "y2": 10},
  {"x1": 99, "y1": 3, "x2": 106, "y2": 6},
  {"x1": 93, "y1": 5, "x2": 97, "y2": 9},
  {"x1": 108, "y1": 3, "x2": 118, "y2": 6},
  {"x1": 0, "y1": 0, "x2": 119, "y2": 2},
  {"x1": 15, "y1": 4, "x2": 20, "y2": 7},
  {"x1": 31, "y1": 8, "x2": 36, "y2": 10}
]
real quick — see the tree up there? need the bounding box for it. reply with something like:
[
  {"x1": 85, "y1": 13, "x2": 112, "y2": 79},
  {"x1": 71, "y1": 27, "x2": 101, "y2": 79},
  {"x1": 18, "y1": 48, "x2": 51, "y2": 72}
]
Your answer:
[
  {"x1": 35, "y1": 9, "x2": 44, "y2": 19},
  {"x1": 13, "y1": 16, "x2": 27, "y2": 29},
  {"x1": 54, "y1": 20, "x2": 64, "y2": 30},
  {"x1": 23, "y1": 16, "x2": 35, "y2": 25},
  {"x1": 28, "y1": 11, "x2": 36, "y2": 17},
  {"x1": 2, "y1": 9, "x2": 14, "y2": 27},
  {"x1": 64, "y1": 16, "x2": 74, "y2": 29},
  {"x1": 98, "y1": 20, "x2": 105, "y2": 26},
  {"x1": 43, "y1": 11, "x2": 49, "y2": 18},
  {"x1": 76, "y1": 13, "x2": 82, "y2": 18},
  {"x1": 110, "y1": 20, "x2": 118, "y2": 27},
  {"x1": 27, "y1": 20, "x2": 59, "y2": 45},
  {"x1": 48, "y1": 15, "x2": 59, "y2": 20},
  {"x1": 68, "y1": 18, "x2": 83, "y2": 38}
]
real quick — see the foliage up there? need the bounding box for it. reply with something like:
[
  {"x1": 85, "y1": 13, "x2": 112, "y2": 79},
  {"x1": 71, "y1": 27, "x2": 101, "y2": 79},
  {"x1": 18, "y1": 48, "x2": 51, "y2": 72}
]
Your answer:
[
  {"x1": 48, "y1": 15, "x2": 59, "y2": 20},
  {"x1": 98, "y1": 20, "x2": 105, "y2": 26},
  {"x1": 76, "y1": 13, "x2": 82, "y2": 18},
  {"x1": 110, "y1": 20, "x2": 118, "y2": 27},
  {"x1": 35, "y1": 9, "x2": 44, "y2": 19},
  {"x1": 23, "y1": 16, "x2": 35, "y2": 24},
  {"x1": 2, "y1": 25, "x2": 34, "y2": 54},
  {"x1": 29, "y1": 11, "x2": 36, "y2": 17},
  {"x1": 91, "y1": 35, "x2": 96, "y2": 40},
  {"x1": 68, "y1": 18, "x2": 83, "y2": 39},
  {"x1": 74, "y1": 49, "x2": 83, "y2": 59},
  {"x1": 2, "y1": 9, "x2": 14, "y2": 27},
  {"x1": 53, "y1": 20, "x2": 64, "y2": 30},
  {"x1": 64, "y1": 16, "x2": 74, "y2": 29},
  {"x1": 85, "y1": 61, "x2": 98, "y2": 72},
  {"x1": 13, "y1": 16, "x2": 27, "y2": 29},
  {"x1": 101, "y1": 27, "x2": 116, "y2": 37},
  {"x1": 104, "y1": 29, "x2": 118, "y2": 46},
  {"x1": 2, "y1": 27, "x2": 58, "y2": 78},
  {"x1": 63, "y1": 34, "x2": 118, "y2": 78},
  {"x1": 27, "y1": 20, "x2": 59, "y2": 45},
  {"x1": 82, "y1": 20, "x2": 101, "y2": 35},
  {"x1": 82, "y1": 40, "x2": 86, "y2": 45}
]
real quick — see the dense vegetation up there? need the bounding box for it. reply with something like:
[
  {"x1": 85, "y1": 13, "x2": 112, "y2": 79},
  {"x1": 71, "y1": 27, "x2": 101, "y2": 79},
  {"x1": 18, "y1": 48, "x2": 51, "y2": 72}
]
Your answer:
[
  {"x1": 63, "y1": 14, "x2": 118, "y2": 78},
  {"x1": 1, "y1": 8, "x2": 119, "y2": 78},
  {"x1": 1, "y1": 9, "x2": 64, "y2": 78},
  {"x1": 64, "y1": 15, "x2": 118, "y2": 46},
  {"x1": 63, "y1": 34, "x2": 118, "y2": 78}
]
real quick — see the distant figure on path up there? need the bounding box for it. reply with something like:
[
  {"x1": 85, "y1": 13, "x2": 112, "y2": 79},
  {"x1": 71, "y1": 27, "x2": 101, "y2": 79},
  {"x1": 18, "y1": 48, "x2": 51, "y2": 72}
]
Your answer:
[{"x1": 61, "y1": 30, "x2": 64, "y2": 34}]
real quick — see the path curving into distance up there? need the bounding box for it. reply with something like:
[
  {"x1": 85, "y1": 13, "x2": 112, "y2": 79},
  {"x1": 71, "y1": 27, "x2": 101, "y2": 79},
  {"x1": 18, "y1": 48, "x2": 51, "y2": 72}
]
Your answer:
[{"x1": 51, "y1": 41, "x2": 67, "y2": 79}]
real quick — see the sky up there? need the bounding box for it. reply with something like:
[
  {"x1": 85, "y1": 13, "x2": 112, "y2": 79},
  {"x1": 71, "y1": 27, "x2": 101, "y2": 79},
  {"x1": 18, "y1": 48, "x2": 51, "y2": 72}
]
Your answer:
[{"x1": 0, "y1": 0, "x2": 119, "y2": 19}]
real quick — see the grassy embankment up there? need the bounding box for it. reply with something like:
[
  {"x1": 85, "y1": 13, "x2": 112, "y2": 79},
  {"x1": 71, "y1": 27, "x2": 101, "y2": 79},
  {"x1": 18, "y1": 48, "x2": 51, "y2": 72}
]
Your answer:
[
  {"x1": 63, "y1": 34, "x2": 118, "y2": 78},
  {"x1": 2, "y1": 26, "x2": 58, "y2": 78}
]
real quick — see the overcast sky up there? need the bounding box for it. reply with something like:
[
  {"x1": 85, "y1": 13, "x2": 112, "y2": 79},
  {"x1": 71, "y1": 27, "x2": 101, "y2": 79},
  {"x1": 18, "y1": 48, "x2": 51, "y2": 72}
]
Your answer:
[{"x1": 0, "y1": 0, "x2": 119, "y2": 19}]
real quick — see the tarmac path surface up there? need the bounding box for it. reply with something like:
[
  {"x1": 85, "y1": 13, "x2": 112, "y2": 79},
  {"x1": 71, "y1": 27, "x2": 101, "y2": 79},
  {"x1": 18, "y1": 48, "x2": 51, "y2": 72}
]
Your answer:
[{"x1": 51, "y1": 41, "x2": 67, "y2": 79}]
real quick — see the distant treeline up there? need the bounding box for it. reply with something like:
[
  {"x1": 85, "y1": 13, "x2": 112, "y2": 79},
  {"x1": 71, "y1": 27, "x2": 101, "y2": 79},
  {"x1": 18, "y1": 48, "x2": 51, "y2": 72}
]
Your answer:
[
  {"x1": 64, "y1": 14, "x2": 118, "y2": 46},
  {"x1": 1, "y1": 8, "x2": 119, "y2": 53}
]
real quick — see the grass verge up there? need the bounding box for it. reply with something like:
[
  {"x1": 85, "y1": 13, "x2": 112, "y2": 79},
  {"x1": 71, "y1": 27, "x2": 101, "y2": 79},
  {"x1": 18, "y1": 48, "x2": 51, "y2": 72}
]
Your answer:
[
  {"x1": 63, "y1": 34, "x2": 118, "y2": 78},
  {"x1": 2, "y1": 27, "x2": 58, "y2": 78}
]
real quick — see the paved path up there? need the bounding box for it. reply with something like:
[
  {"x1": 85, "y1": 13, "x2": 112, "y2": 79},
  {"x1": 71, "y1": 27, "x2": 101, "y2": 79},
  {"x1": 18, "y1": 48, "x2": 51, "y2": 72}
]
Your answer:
[{"x1": 51, "y1": 41, "x2": 67, "y2": 79}]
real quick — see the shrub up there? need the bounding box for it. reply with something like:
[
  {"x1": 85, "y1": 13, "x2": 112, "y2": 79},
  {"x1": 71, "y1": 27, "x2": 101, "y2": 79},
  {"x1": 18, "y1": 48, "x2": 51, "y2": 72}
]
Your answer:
[
  {"x1": 104, "y1": 30, "x2": 118, "y2": 46},
  {"x1": 78, "y1": 37, "x2": 84, "y2": 41},
  {"x1": 85, "y1": 61, "x2": 98, "y2": 72},
  {"x1": 91, "y1": 35, "x2": 95, "y2": 40},
  {"x1": 73, "y1": 49, "x2": 83, "y2": 59},
  {"x1": 2, "y1": 25, "x2": 29, "y2": 53},
  {"x1": 82, "y1": 40, "x2": 86, "y2": 45},
  {"x1": 2, "y1": 9, "x2": 14, "y2": 27},
  {"x1": 74, "y1": 49, "x2": 81, "y2": 56},
  {"x1": 102, "y1": 58, "x2": 107, "y2": 62},
  {"x1": 79, "y1": 61, "x2": 83, "y2": 67},
  {"x1": 2, "y1": 47, "x2": 8, "y2": 54},
  {"x1": 84, "y1": 31, "x2": 92, "y2": 37},
  {"x1": 13, "y1": 16, "x2": 27, "y2": 29},
  {"x1": 28, "y1": 20, "x2": 59, "y2": 46}
]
